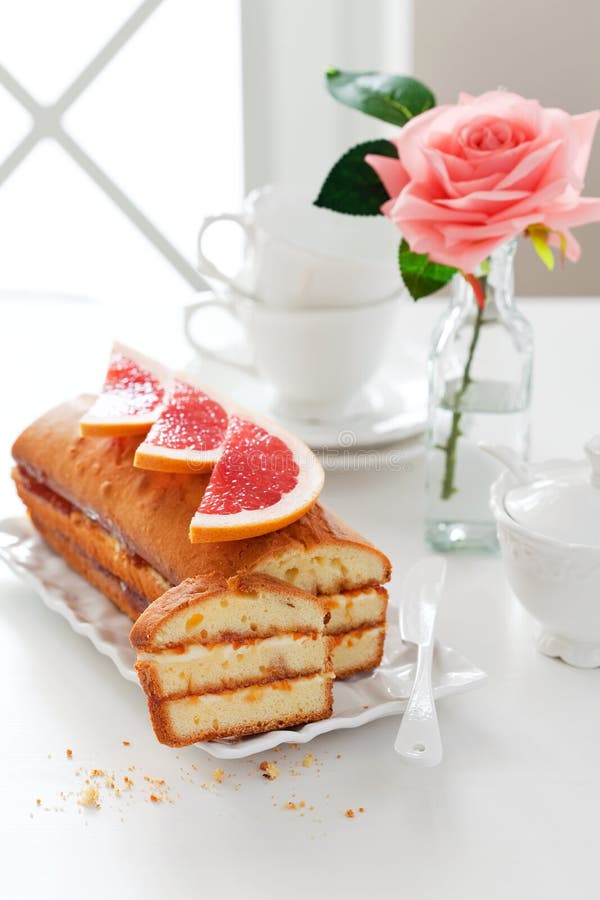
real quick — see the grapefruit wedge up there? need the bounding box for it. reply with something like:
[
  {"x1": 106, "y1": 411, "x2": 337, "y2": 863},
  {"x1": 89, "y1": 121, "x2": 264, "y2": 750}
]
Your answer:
[
  {"x1": 134, "y1": 375, "x2": 230, "y2": 474},
  {"x1": 189, "y1": 414, "x2": 325, "y2": 543},
  {"x1": 80, "y1": 342, "x2": 169, "y2": 437}
]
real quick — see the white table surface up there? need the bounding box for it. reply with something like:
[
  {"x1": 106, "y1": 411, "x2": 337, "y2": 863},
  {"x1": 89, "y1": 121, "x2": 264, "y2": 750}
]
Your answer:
[{"x1": 2, "y1": 291, "x2": 599, "y2": 900}]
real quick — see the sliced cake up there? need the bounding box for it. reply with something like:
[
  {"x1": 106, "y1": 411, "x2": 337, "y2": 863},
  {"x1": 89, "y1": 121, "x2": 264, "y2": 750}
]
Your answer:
[
  {"x1": 130, "y1": 573, "x2": 334, "y2": 744},
  {"x1": 11, "y1": 396, "x2": 392, "y2": 745}
]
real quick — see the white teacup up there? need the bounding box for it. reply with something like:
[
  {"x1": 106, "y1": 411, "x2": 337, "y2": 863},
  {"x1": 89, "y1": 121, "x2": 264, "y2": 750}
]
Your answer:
[
  {"x1": 197, "y1": 184, "x2": 402, "y2": 309},
  {"x1": 184, "y1": 291, "x2": 401, "y2": 421}
]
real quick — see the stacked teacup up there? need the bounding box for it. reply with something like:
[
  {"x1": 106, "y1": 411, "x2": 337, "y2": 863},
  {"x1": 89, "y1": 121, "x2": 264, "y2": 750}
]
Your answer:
[{"x1": 187, "y1": 184, "x2": 405, "y2": 423}]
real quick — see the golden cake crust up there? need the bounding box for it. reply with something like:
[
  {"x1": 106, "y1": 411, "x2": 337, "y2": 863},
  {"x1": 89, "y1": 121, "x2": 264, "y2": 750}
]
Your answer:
[{"x1": 11, "y1": 396, "x2": 391, "y2": 591}]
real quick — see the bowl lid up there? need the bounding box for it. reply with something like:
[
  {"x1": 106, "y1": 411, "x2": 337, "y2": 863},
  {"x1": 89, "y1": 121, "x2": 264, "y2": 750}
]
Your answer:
[{"x1": 505, "y1": 436, "x2": 600, "y2": 546}]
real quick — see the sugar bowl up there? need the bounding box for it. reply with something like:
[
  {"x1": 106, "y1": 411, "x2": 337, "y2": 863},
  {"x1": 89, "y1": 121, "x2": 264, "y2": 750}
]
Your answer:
[{"x1": 487, "y1": 437, "x2": 600, "y2": 667}]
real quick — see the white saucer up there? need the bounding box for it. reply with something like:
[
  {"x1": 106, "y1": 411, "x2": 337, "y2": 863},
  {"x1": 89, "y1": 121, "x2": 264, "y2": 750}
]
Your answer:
[
  {"x1": 184, "y1": 348, "x2": 427, "y2": 451},
  {"x1": 317, "y1": 434, "x2": 424, "y2": 472}
]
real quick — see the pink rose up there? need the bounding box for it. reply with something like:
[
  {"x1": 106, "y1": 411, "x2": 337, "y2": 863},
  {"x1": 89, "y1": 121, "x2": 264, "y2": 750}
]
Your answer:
[{"x1": 366, "y1": 90, "x2": 600, "y2": 272}]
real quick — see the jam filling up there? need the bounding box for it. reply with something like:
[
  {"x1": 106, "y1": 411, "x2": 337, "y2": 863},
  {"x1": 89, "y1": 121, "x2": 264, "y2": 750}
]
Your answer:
[
  {"x1": 15, "y1": 464, "x2": 158, "y2": 574},
  {"x1": 30, "y1": 514, "x2": 149, "y2": 615}
]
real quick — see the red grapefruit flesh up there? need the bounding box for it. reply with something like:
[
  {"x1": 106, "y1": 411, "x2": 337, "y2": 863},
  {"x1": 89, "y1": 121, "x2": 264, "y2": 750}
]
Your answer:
[
  {"x1": 79, "y1": 343, "x2": 169, "y2": 437},
  {"x1": 189, "y1": 414, "x2": 324, "y2": 542},
  {"x1": 134, "y1": 376, "x2": 230, "y2": 474}
]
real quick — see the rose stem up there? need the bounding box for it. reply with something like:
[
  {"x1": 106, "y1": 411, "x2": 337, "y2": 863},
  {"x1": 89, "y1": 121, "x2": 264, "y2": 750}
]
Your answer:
[{"x1": 439, "y1": 280, "x2": 485, "y2": 500}]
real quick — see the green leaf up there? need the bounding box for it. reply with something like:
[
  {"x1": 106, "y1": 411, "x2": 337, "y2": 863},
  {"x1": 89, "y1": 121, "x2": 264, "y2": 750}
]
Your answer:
[
  {"x1": 326, "y1": 69, "x2": 436, "y2": 127},
  {"x1": 314, "y1": 139, "x2": 398, "y2": 216},
  {"x1": 398, "y1": 240, "x2": 458, "y2": 300}
]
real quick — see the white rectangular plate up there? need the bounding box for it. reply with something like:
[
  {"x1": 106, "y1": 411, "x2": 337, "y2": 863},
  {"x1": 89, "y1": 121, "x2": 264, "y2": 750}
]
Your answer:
[{"x1": 0, "y1": 517, "x2": 486, "y2": 759}]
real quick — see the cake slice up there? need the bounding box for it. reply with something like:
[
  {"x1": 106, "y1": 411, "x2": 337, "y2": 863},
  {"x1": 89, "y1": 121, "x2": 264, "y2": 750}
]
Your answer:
[{"x1": 130, "y1": 573, "x2": 334, "y2": 745}]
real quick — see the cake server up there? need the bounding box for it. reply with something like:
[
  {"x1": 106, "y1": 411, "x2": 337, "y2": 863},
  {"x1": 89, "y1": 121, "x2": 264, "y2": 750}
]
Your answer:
[{"x1": 394, "y1": 556, "x2": 447, "y2": 766}]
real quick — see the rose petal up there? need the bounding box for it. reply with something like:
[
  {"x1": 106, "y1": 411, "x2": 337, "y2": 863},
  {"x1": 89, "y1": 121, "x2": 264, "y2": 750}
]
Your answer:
[
  {"x1": 450, "y1": 172, "x2": 504, "y2": 195},
  {"x1": 436, "y1": 189, "x2": 531, "y2": 213},
  {"x1": 388, "y1": 187, "x2": 488, "y2": 224},
  {"x1": 544, "y1": 195, "x2": 600, "y2": 228},
  {"x1": 487, "y1": 178, "x2": 569, "y2": 221},
  {"x1": 495, "y1": 140, "x2": 562, "y2": 190},
  {"x1": 364, "y1": 154, "x2": 409, "y2": 199},
  {"x1": 571, "y1": 111, "x2": 600, "y2": 185},
  {"x1": 547, "y1": 227, "x2": 581, "y2": 262}
]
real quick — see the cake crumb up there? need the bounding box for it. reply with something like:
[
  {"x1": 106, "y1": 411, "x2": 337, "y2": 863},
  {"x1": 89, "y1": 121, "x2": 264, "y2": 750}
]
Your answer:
[
  {"x1": 259, "y1": 761, "x2": 280, "y2": 781},
  {"x1": 66, "y1": 749, "x2": 73, "y2": 759},
  {"x1": 212, "y1": 768, "x2": 224, "y2": 784},
  {"x1": 122, "y1": 741, "x2": 130, "y2": 746},
  {"x1": 35, "y1": 799, "x2": 41, "y2": 806},
  {"x1": 336, "y1": 754, "x2": 342, "y2": 759},
  {"x1": 77, "y1": 785, "x2": 100, "y2": 808},
  {"x1": 302, "y1": 753, "x2": 314, "y2": 768},
  {"x1": 299, "y1": 801, "x2": 306, "y2": 808},
  {"x1": 345, "y1": 809, "x2": 355, "y2": 818},
  {"x1": 284, "y1": 801, "x2": 297, "y2": 810},
  {"x1": 149, "y1": 794, "x2": 161, "y2": 803},
  {"x1": 358, "y1": 807, "x2": 365, "y2": 813}
]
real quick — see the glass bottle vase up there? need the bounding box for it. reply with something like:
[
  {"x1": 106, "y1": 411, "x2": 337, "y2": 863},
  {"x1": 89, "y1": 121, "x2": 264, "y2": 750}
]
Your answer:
[{"x1": 424, "y1": 239, "x2": 533, "y2": 552}]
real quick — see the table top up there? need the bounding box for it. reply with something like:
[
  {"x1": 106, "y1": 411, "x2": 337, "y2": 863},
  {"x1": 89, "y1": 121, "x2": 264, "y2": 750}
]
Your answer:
[{"x1": 2, "y1": 291, "x2": 598, "y2": 900}]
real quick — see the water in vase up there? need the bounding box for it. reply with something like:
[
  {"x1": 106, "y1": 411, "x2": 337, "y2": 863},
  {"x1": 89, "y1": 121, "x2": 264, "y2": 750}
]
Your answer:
[{"x1": 425, "y1": 376, "x2": 530, "y2": 553}]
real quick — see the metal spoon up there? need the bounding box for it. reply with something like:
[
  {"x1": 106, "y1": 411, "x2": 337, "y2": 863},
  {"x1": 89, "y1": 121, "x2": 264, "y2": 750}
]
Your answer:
[{"x1": 394, "y1": 556, "x2": 447, "y2": 767}]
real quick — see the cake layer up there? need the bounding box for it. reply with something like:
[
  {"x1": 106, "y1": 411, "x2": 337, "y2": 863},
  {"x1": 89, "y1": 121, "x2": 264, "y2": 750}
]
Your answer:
[
  {"x1": 129, "y1": 573, "x2": 327, "y2": 650},
  {"x1": 136, "y1": 633, "x2": 330, "y2": 699},
  {"x1": 323, "y1": 586, "x2": 388, "y2": 635},
  {"x1": 330, "y1": 625, "x2": 386, "y2": 679},
  {"x1": 12, "y1": 396, "x2": 391, "y2": 594},
  {"x1": 15, "y1": 467, "x2": 169, "y2": 604},
  {"x1": 149, "y1": 673, "x2": 334, "y2": 745},
  {"x1": 31, "y1": 515, "x2": 149, "y2": 619}
]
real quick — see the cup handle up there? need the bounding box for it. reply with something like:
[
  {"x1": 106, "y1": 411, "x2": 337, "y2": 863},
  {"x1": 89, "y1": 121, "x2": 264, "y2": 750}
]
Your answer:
[
  {"x1": 197, "y1": 213, "x2": 255, "y2": 294},
  {"x1": 183, "y1": 295, "x2": 255, "y2": 374}
]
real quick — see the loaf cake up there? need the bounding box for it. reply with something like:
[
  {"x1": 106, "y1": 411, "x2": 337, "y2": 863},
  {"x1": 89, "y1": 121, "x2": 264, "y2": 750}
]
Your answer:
[{"x1": 12, "y1": 396, "x2": 391, "y2": 743}]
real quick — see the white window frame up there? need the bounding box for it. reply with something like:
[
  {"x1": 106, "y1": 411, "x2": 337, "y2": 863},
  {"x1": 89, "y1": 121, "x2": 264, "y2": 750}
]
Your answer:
[{"x1": 0, "y1": 0, "x2": 413, "y2": 291}]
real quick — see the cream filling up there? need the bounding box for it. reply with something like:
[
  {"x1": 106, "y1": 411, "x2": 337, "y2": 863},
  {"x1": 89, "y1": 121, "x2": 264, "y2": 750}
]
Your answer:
[{"x1": 138, "y1": 632, "x2": 318, "y2": 664}]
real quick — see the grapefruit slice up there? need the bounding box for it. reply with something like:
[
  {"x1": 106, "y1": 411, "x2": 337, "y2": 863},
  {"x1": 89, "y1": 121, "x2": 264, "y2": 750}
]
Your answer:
[
  {"x1": 79, "y1": 342, "x2": 169, "y2": 437},
  {"x1": 133, "y1": 375, "x2": 230, "y2": 474},
  {"x1": 189, "y1": 414, "x2": 325, "y2": 542}
]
